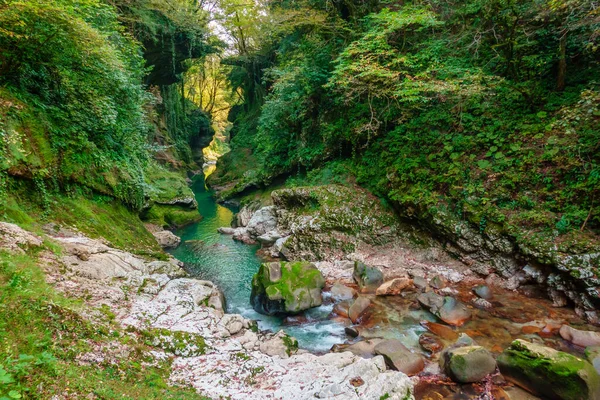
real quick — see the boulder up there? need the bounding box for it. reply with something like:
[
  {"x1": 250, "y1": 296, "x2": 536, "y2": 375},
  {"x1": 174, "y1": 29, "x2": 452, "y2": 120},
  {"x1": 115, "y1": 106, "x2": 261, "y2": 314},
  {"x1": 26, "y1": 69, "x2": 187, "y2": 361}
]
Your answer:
[
  {"x1": 418, "y1": 293, "x2": 471, "y2": 326},
  {"x1": 246, "y1": 206, "x2": 278, "y2": 238},
  {"x1": 473, "y1": 284, "x2": 493, "y2": 300},
  {"x1": 259, "y1": 331, "x2": 297, "y2": 358},
  {"x1": 257, "y1": 230, "x2": 282, "y2": 247},
  {"x1": 560, "y1": 325, "x2": 600, "y2": 348},
  {"x1": 153, "y1": 230, "x2": 181, "y2": 249},
  {"x1": 374, "y1": 339, "x2": 425, "y2": 376},
  {"x1": 349, "y1": 296, "x2": 372, "y2": 323},
  {"x1": 441, "y1": 346, "x2": 496, "y2": 383},
  {"x1": 353, "y1": 262, "x2": 384, "y2": 292},
  {"x1": 250, "y1": 261, "x2": 325, "y2": 315},
  {"x1": 376, "y1": 278, "x2": 412, "y2": 296},
  {"x1": 498, "y1": 339, "x2": 600, "y2": 400},
  {"x1": 345, "y1": 326, "x2": 361, "y2": 338},
  {"x1": 236, "y1": 205, "x2": 255, "y2": 227},
  {"x1": 333, "y1": 338, "x2": 385, "y2": 358},
  {"x1": 217, "y1": 227, "x2": 236, "y2": 235},
  {"x1": 472, "y1": 297, "x2": 493, "y2": 310},
  {"x1": 330, "y1": 282, "x2": 356, "y2": 301},
  {"x1": 438, "y1": 297, "x2": 472, "y2": 326}
]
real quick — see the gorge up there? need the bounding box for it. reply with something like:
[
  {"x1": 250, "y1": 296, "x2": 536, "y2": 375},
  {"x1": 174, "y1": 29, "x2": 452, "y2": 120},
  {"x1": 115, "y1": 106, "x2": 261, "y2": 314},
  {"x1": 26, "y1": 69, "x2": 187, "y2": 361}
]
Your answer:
[{"x1": 0, "y1": 0, "x2": 599, "y2": 399}]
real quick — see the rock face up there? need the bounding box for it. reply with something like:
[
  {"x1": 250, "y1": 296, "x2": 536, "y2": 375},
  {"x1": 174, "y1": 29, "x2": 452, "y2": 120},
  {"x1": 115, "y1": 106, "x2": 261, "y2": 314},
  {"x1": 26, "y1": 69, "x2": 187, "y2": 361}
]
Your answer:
[
  {"x1": 250, "y1": 261, "x2": 325, "y2": 315},
  {"x1": 498, "y1": 339, "x2": 600, "y2": 400},
  {"x1": 271, "y1": 185, "x2": 404, "y2": 261},
  {"x1": 374, "y1": 339, "x2": 425, "y2": 376},
  {"x1": 441, "y1": 346, "x2": 496, "y2": 383},
  {"x1": 153, "y1": 230, "x2": 181, "y2": 249},
  {"x1": 353, "y1": 262, "x2": 384, "y2": 292}
]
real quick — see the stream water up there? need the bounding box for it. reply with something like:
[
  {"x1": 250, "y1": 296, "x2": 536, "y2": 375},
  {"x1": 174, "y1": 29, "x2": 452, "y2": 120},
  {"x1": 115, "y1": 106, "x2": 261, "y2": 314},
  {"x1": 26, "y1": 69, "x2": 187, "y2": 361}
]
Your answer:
[{"x1": 169, "y1": 173, "x2": 346, "y2": 352}]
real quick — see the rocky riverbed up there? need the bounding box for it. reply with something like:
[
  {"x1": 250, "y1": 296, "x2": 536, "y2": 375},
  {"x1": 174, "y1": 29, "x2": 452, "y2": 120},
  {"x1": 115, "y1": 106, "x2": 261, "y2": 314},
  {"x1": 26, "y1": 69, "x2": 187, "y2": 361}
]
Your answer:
[{"x1": 216, "y1": 183, "x2": 600, "y2": 399}]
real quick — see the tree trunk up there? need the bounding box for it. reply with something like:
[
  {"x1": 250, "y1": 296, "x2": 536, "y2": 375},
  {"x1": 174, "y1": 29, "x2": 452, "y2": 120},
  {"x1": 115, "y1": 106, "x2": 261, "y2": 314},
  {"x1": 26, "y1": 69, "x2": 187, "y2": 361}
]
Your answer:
[{"x1": 557, "y1": 31, "x2": 567, "y2": 92}]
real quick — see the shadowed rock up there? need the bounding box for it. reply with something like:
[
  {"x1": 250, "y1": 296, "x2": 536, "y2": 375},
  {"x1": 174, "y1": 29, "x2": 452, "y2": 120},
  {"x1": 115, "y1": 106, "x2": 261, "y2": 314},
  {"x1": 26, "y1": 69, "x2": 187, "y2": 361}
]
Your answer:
[{"x1": 374, "y1": 339, "x2": 425, "y2": 376}]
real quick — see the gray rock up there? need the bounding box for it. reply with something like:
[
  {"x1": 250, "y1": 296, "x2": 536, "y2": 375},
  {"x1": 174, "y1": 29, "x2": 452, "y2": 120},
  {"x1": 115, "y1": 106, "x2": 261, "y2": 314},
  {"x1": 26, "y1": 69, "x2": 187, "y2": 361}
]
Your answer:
[
  {"x1": 417, "y1": 292, "x2": 444, "y2": 310},
  {"x1": 330, "y1": 282, "x2": 356, "y2": 301},
  {"x1": 257, "y1": 230, "x2": 282, "y2": 247},
  {"x1": 246, "y1": 206, "x2": 278, "y2": 238},
  {"x1": 441, "y1": 346, "x2": 496, "y2": 383},
  {"x1": 0, "y1": 222, "x2": 43, "y2": 253},
  {"x1": 374, "y1": 339, "x2": 425, "y2": 376},
  {"x1": 472, "y1": 297, "x2": 493, "y2": 310},
  {"x1": 560, "y1": 325, "x2": 600, "y2": 348},
  {"x1": 236, "y1": 204, "x2": 256, "y2": 227},
  {"x1": 353, "y1": 262, "x2": 384, "y2": 292},
  {"x1": 153, "y1": 230, "x2": 181, "y2": 249},
  {"x1": 413, "y1": 276, "x2": 429, "y2": 291},
  {"x1": 334, "y1": 338, "x2": 385, "y2": 358},
  {"x1": 438, "y1": 297, "x2": 472, "y2": 326}
]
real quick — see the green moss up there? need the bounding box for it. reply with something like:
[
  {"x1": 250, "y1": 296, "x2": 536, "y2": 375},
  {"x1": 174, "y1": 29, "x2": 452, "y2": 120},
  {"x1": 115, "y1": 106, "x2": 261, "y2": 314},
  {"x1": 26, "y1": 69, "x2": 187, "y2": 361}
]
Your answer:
[
  {"x1": 142, "y1": 204, "x2": 202, "y2": 229},
  {"x1": 261, "y1": 261, "x2": 325, "y2": 304},
  {"x1": 498, "y1": 340, "x2": 600, "y2": 400},
  {"x1": 139, "y1": 328, "x2": 207, "y2": 357},
  {"x1": 144, "y1": 164, "x2": 195, "y2": 204}
]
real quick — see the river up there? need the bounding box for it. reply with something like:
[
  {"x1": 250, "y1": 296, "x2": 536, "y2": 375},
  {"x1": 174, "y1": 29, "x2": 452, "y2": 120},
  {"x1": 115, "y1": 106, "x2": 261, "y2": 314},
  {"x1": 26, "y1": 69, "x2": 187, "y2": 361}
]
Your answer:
[{"x1": 169, "y1": 173, "x2": 346, "y2": 352}]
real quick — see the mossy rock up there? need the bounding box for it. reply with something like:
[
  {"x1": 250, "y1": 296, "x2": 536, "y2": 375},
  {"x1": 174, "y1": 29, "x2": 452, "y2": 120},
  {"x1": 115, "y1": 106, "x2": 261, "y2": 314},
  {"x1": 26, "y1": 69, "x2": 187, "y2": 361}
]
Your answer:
[
  {"x1": 142, "y1": 204, "x2": 202, "y2": 229},
  {"x1": 250, "y1": 261, "x2": 325, "y2": 315},
  {"x1": 498, "y1": 339, "x2": 600, "y2": 400}
]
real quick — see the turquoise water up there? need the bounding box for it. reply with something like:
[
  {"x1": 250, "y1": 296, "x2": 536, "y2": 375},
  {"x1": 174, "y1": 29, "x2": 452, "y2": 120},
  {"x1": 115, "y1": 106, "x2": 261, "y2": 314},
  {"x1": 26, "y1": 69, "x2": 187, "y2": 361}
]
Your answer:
[{"x1": 169, "y1": 174, "x2": 346, "y2": 352}]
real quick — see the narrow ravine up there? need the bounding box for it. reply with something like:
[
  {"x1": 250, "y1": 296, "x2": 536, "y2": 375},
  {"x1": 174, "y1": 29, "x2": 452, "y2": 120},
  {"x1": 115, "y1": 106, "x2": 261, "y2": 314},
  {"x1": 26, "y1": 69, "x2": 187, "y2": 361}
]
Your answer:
[{"x1": 169, "y1": 173, "x2": 346, "y2": 352}]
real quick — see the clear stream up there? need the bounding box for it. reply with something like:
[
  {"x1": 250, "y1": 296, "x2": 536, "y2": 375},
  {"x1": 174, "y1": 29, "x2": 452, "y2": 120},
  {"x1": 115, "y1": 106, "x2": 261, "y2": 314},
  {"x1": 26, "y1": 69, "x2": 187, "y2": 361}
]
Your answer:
[{"x1": 169, "y1": 173, "x2": 346, "y2": 352}]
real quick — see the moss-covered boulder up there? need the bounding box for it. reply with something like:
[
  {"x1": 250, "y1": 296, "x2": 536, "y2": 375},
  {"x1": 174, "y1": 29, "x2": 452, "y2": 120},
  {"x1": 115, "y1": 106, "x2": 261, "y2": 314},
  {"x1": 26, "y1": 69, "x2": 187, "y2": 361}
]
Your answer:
[
  {"x1": 250, "y1": 261, "x2": 325, "y2": 315},
  {"x1": 498, "y1": 339, "x2": 600, "y2": 400}
]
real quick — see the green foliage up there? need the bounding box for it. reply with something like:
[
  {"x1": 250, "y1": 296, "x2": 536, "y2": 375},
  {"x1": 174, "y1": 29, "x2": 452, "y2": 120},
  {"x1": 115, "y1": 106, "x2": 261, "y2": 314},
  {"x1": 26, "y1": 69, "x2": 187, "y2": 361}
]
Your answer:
[{"x1": 218, "y1": 0, "x2": 600, "y2": 243}]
